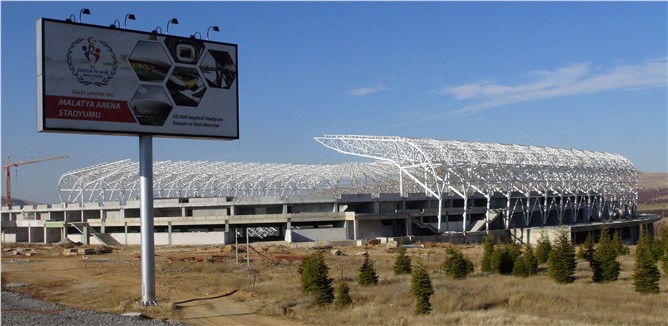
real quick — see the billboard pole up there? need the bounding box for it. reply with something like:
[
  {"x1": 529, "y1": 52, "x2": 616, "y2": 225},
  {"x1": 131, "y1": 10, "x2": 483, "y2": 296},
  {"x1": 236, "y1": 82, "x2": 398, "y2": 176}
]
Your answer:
[{"x1": 139, "y1": 135, "x2": 157, "y2": 306}]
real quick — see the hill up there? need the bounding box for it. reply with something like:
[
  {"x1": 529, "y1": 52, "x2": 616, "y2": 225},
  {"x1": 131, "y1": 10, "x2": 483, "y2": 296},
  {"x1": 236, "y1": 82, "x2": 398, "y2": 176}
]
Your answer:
[{"x1": 637, "y1": 172, "x2": 668, "y2": 217}]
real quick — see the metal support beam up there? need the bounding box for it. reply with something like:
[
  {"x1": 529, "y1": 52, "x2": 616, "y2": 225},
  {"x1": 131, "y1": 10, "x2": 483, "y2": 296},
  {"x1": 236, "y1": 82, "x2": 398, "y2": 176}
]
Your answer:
[{"x1": 139, "y1": 135, "x2": 156, "y2": 306}]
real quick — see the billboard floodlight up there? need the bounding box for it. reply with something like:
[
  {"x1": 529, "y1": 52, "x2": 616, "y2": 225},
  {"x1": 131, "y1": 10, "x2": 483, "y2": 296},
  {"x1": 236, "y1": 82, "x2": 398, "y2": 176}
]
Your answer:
[
  {"x1": 110, "y1": 20, "x2": 121, "y2": 28},
  {"x1": 166, "y1": 18, "x2": 179, "y2": 34},
  {"x1": 207, "y1": 25, "x2": 220, "y2": 40},
  {"x1": 191, "y1": 32, "x2": 202, "y2": 39},
  {"x1": 124, "y1": 13, "x2": 136, "y2": 29},
  {"x1": 79, "y1": 8, "x2": 91, "y2": 23},
  {"x1": 66, "y1": 14, "x2": 76, "y2": 22},
  {"x1": 152, "y1": 26, "x2": 162, "y2": 34}
]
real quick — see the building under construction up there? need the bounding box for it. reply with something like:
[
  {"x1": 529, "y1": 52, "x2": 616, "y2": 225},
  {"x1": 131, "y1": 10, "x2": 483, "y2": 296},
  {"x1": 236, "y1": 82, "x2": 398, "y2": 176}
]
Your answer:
[{"x1": 0, "y1": 135, "x2": 660, "y2": 246}]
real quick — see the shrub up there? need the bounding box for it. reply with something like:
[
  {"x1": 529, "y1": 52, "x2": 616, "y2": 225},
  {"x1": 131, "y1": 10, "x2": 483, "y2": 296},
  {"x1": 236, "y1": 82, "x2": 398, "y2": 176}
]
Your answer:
[
  {"x1": 612, "y1": 230, "x2": 630, "y2": 256},
  {"x1": 490, "y1": 245, "x2": 515, "y2": 275},
  {"x1": 334, "y1": 281, "x2": 352, "y2": 309},
  {"x1": 393, "y1": 245, "x2": 412, "y2": 275},
  {"x1": 358, "y1": 252, "x2": 379, "y2": 286},
  {"x1": 578, "y1": 233, "x2": 595, "y2": 263},
  {"x1": 298, "y1": 251, "x2": 334, "y2": 305},
  {"x1": 547, "y1": 229, "x2": 577, "y2": 284},
  {"x1": 410, "y1": 258, "x2": 434, "y2": 315},
  {"x1": 535, "y1": 232, "x2": 552, "y2": 264},
  {"x1": 512, "y1": 255, "x2": 529, "y2": 277},
  {"x1": 649, "y1": 233, "x2": 664, "y2": 262},
  {"x1": 524, "y1": 243, "x2": 538, "y2": 276},
  {"x1": 660, "y1": 228, "x2": 668, "y2": 274},
  {"x1": 633, "y1": 227, "x2": 661, "y2": 294},
  {"x1": 442, "y1": 246, "x2": 474, "y2": 279},
  {"x1": 481, "y1": 233, "x2": 495, "y2": 273}
]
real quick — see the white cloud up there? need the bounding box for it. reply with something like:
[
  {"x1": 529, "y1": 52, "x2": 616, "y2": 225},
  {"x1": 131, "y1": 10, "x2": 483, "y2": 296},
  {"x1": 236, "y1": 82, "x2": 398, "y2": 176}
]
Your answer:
[
  {"x1": 431, "y1": 57, "x2": 667, "y2": 113},
  {"x1": 347, "y1": 83, "x2": 387, "y2": 96}
]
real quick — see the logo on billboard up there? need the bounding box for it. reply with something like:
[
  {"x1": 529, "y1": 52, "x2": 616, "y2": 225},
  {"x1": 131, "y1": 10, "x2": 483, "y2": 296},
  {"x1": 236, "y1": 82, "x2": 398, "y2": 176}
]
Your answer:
[{"x1": 66, "y1": 37, "x2": 117, "y2": 86}]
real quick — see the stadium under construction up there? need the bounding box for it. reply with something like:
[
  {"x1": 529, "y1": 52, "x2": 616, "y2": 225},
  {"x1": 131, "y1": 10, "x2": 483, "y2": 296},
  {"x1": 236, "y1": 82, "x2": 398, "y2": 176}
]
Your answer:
[{"x1": 0, "y1": 135, "x2": 660, "y2": 246}]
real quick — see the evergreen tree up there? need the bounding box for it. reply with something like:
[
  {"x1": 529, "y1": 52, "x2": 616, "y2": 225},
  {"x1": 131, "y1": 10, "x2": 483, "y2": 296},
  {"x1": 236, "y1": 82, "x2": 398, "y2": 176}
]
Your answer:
[
  {"x1": 481, "y1": 233, "x2": 495, "y2": 273},
  {"x1": 649, "y1": 233, "x2": 663, "y2": 262},
  {"x1": 507, "y1": 242, "x2": 523, "y2": 262},
  {"x1": 298, "y1": 251, "x2": 334, "y2": 305},
  {"x1": 612, "y1": 230, "x2": 630, "y2": 256},
  {"x1": 633, "y1": 227, "x2": 661, "y2": 294},
  {"x1": 578, "y1": 233, "x2": 595, "y2": 263},
  {"x1": 535, "y1": 232, "x2": 552, "y2": 264},
  {"x1": 547, "y1": 229, "x2": 577, "y2": 284},
  {"x1": 358, "y1": 252, "x2": 379, "y2": 286},
  {"x1": 524, "y1": 243, "x2": 538, "y2": 276},
  {"x1": 393, "y1": 245, "x2": 412, "y2": 275},
  {"x1": 660, "y1": 228, "x2": 668, "y2": 274},
  {"x1": 410, "y1": 258, "x2": 434, "y2": 315},
  {"x1": 334, "y1": 281, "x2": 352, "y2": 309},
  {"x1": 490, "y1": 245, "x2": 515, "y2": 275},
  {"x1": 512, "y1": 254, "x2": 529, "y2": 277},
  {"x1": 592, "y1": 227, "x2": 620, "y2": 282},
  {"x1": 442, "y1": 246, "x2": 474, "y2": 279}
]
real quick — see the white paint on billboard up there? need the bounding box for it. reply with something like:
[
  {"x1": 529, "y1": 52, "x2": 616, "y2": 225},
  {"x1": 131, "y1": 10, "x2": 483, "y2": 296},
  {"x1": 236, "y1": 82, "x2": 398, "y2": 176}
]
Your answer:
[{"x1": 36, "y1": 18, "x2": 239, "y2": 139}]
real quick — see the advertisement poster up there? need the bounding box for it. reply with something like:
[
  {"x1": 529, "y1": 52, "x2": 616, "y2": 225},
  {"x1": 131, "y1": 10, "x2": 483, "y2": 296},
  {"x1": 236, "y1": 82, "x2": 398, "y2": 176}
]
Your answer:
[{"x1": 37, "y1": 18, "x2": 238, "y2": 139}]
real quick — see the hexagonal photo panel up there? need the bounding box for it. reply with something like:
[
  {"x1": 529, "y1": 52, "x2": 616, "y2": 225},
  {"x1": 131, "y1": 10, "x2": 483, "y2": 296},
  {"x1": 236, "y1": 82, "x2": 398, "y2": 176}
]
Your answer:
[
  {"x1": 128, "y1": 41, "x2": 172, "y2": 83},
  {"x1": 200, "y1": 50, "x2": 237, "y2": 89},
  {"x1": 166, "y1": 67, "x2": 206, "y2": 107},
  {"x1": 129, "y1": 85, "x2": 173, "y2": 126},
  {"x1": 164, "y1": 37, "x2": 206, "y2": 65}
]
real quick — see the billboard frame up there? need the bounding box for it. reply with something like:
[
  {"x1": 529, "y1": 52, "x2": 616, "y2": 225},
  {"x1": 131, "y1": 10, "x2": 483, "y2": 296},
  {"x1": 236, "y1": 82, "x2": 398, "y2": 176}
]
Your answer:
[{"x1": 36, "y1": 18, "x2": 239, "y2": 140}]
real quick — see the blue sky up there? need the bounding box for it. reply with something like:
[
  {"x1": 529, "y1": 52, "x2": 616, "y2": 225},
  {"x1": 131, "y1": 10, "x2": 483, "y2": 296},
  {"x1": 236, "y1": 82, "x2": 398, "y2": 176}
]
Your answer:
[{"x1": 1, "y1": 1, "x2": 667, "y2": 204}]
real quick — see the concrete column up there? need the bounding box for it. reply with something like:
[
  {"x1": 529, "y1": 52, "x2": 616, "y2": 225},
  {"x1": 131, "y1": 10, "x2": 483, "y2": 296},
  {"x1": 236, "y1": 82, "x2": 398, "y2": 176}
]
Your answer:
[
  {"x1": 333, "y1": 203, "x2": 338, "y2": 213},
  {"x1": 181, "y1": 207, "x2": 186, "y2": 218},
  {"x1": 353, "y1": 219, "x2": 358, "y2": 241},
  {"x1": 374, "y1": 201, "x2": 380, "y2": 214},
  {"x1": 82, "y1": 225, "x2": 90, "y2": 245},
  {"x1": 225, "y1": 219, "x2": 229, "y2": 232},
  {"x1": 405, "y1": 216, "x2": 412, "y2": 236},
  {"x1": 168, "y1": 221, "x2": 172, "y2": 245},
  {"x1": 44, "y1": 225, "x2": 48, "y2": 244},
  {"x1": 28, "y1": 223, "x2": 31, "y2": 243},
  {"x1": 284, "y1": 218, "x2": 292, "y2": 242},
  {"x1": 230, "y1": 205, "x2": 236, "y2": 216},
  {"x1": 282, "y1": 204, "x2": 288, "y2": 214},
  {"x1": 124, "y1": 221, "x2": 128, "y2": 245}
]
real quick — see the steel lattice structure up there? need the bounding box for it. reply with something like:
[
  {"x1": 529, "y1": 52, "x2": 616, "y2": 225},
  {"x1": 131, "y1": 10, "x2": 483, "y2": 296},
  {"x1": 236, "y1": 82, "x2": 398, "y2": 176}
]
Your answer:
[
  {"x1": 314, "y1": 135, "x2": 638, "y2": 231},
  {"x1": 58, "y1": 159, "x2": 403, "y2": 204},
  {"x1": 58, "y1": 135, "x2": 637, "y2": 233}
]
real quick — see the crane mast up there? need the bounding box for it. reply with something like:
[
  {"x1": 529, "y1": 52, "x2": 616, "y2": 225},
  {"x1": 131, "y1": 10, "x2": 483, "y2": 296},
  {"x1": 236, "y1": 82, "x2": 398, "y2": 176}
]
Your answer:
[{"x1": 3, "y1": 155, "x2": 68, "y2": 209}]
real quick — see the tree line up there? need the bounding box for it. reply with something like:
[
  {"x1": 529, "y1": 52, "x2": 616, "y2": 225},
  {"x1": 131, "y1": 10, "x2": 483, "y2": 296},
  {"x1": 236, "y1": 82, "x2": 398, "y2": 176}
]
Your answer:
[{"x1": 298, "y1": 226, "x2": 668, "y2": 315}]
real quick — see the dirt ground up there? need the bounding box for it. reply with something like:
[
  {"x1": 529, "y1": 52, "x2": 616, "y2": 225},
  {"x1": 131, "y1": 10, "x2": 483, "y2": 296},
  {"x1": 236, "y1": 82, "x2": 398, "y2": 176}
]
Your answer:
[{"x1": 1, "y1": 242, "x2": 306, "y2": 325}]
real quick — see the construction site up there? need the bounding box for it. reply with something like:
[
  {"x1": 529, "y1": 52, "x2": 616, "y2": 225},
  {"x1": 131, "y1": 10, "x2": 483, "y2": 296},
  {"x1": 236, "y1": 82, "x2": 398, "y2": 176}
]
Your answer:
[{"x1": 1, "y1": 135, "x2": 661, "y2": 247}]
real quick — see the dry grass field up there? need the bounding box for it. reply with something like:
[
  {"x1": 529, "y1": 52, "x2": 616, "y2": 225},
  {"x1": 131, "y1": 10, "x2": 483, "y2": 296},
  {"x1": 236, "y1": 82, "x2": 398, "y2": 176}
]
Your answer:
[{"x1": 2, "y1": 223, "x2": 668, "y2": 326}]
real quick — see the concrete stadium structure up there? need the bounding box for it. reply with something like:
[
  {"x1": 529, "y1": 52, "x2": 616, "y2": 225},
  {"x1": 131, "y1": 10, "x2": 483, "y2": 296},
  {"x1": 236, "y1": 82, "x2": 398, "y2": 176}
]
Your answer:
[{"x1": 1, "y1": 135, "x2": 660, "y2": 246}]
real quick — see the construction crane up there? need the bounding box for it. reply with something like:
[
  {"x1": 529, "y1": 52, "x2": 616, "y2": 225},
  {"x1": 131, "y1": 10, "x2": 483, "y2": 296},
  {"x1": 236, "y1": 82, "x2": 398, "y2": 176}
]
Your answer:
[{"x1": 3, "y1": 155, "x2": 68, "y2": 209}]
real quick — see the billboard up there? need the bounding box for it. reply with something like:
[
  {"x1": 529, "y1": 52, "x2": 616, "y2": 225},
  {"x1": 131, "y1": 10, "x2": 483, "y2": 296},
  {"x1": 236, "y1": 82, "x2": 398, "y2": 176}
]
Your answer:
[{"x1": 36, "y1": 18, "x2": 238, "y2": 139}]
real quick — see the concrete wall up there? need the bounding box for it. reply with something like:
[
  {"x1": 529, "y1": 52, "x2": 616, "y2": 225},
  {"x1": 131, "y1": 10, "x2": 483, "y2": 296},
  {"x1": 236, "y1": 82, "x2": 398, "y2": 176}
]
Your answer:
[
  {"x1": 76, "y1": 231, "x2": 229, "y2": 246},
  {"x1": 291, "y1": 227, "x2": 347, "y2": 242},
  {"x1": 357, "y1": 220, "x2": 393, "y2": 239},
  {"x1": 2, "y1": 230, "x2": 17, "y2": 242},
  {"x1": 511, "y1": 227, "x2": 569, "y2": 245}
]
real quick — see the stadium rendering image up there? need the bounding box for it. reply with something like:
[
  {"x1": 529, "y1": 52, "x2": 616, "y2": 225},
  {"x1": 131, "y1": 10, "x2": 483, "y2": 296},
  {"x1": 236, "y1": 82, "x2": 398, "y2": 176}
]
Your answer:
[{"x1": 0, "y1": 134, "x2": 660, "y2": 246}]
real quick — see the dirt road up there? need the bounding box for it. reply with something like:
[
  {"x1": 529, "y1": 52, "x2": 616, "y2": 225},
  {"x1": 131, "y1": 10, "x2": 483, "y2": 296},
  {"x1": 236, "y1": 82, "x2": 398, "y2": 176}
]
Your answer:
[{"x1": 1, "y1": 244, "x2": 301, "y2": 325}]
